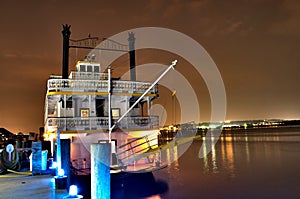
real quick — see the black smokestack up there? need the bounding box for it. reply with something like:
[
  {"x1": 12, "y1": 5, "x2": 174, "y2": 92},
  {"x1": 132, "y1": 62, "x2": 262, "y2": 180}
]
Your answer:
[
  {"x1": 62, "y1": 24, "x2": 71, "y2": 79},
  {"x1": 128, "y1": 32, "x2": 136, "y2": 81}
]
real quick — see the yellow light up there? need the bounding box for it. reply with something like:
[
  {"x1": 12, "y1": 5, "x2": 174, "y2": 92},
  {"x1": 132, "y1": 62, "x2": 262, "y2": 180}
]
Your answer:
[
  {"x1": 60, "y1": 133, "x2": 77, "y2": 140},
  {"x1": 145, "y1": 195, "x2": 161, "y2": 199},
  {"x1": 49, "y1": 133, "x2": 56, "y2": 140},
  {"x1": 47, "y1": 126, "x2": 58, "y2": 133},
  {"x1": 128, "y1": 130, "x2": 159, "y2": 138},
  {"x1": 171, "y1": 89, "x2": 176, "y2": 96}
]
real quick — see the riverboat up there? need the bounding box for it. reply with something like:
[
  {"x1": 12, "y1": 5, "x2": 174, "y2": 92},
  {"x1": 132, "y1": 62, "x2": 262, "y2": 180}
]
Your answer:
[{"x1": 43, "y1": 25, "x2": 172, "y2": 174}]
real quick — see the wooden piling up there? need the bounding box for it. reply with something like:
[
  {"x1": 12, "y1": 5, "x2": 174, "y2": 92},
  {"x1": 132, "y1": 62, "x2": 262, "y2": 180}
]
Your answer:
[
  {"x1": 61, "y1": 139, "x2": 71, "y2": 189},
  {"x1": 32, "y1": 142, "x2": 42, "y2": 175},
  {"x1": 91, "y1": 143, "x2": 111, "y2": 199}
]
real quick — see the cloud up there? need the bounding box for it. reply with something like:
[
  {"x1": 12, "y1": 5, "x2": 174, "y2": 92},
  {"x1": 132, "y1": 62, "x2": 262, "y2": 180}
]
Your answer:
[
  {"x1": 3, "y1": 52, "x2": 18, "y2": 58},
  {"x1": 146, "y1": 0, "x2": 208, "y2": 19},
  {"x1": 268, "y1": 0, "x2": 300, "y2": 34},
  {"x1": 95, "y1": 8, "x2": 116, "y2": 16},
  {"x1": 2, "y1": 50, "x2": 45, "y2": 60}
]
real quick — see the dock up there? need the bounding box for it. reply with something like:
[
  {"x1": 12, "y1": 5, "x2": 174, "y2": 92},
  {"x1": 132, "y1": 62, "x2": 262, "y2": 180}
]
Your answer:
[{"x1": 0, "y1": 173, "x2": 68, "y2": 199}]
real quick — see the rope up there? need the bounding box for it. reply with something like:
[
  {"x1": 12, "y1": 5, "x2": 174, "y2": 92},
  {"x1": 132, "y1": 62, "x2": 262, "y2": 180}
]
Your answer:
[
  {"x1": 0, "y1": 148, "x2": 21, "y2": 171},
  {"x1": 0, "y1": 169, "x2": 32, "y2": 177},
  {"x1": 7, "y1": 169, "x2": 32, "y2": 175}
]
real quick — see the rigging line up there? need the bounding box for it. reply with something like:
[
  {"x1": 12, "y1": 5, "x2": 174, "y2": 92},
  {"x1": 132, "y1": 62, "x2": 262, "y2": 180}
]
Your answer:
[
  {"x1": 98, "y1": 47, "x2": 101, "y2": 66},
  {"x1": 69, "y1": 48, "x2": 90, "y2": 64},
  {"x1": 159, "y1": 95, "x2": 168, "y2": 128},
  {"x1": 69, "y1": 54, "x2": 78, "y2": 65}
]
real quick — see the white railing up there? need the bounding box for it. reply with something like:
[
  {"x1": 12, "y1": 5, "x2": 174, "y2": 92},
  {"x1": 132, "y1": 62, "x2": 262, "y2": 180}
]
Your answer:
[
  {"x1": 46, "y1": 116, "x2": 159, "y2": 131},
  {"x1": 47, "y1": 79, "x2": 158, "y2": 94},
  {"x1": 117, "y1": 116, "x2": 160, "y2": 129},
  {"x1": 69, "y1": 71, "x2": 108, "y2": 80},
  {"x1": 48, "y1": 79, "x2": 108, "y2": 92},
  {"x1": 112, "y1": 80, "x2": 157, "y2": 94}
]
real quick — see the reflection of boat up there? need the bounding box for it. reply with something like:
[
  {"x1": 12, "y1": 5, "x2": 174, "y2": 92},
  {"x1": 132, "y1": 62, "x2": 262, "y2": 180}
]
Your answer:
[
  {"x1": 72, "y1": 170, "x2": 169, "y2": 198},
  {"x1": 43, "y1": 25, "x2": 172, "y2": 174}
]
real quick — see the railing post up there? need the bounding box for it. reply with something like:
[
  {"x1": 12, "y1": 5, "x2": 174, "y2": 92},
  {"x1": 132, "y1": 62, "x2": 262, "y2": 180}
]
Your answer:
[{"x1": 108, "y1": 66, "x2": 112, "y2": 142}]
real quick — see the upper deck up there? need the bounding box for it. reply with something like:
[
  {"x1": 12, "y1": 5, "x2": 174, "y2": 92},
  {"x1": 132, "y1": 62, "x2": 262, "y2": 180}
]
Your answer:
[
  {"x1": 47, "y1": 61, "x2": 158, "y2": 96},
  {"x1": 47, "y1": 78, "x2": 158, "y2": 96}
]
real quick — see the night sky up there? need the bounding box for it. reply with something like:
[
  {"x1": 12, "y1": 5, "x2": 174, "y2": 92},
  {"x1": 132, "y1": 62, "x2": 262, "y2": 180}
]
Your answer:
[{"x1": 0, "y1": 0, "x2": 299, "y2": 133}]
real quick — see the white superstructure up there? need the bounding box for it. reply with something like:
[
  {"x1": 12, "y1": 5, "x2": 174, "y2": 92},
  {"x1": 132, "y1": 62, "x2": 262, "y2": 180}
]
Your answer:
[{"x1": 44, "y1": 58, "x2": 162, "y2": 171}]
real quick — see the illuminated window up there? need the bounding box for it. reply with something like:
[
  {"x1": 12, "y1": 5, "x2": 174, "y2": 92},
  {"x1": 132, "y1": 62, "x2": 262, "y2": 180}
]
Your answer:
[
  {"x1": 81, "y1": 109, "x2": 89, "y2": 118},
  {"x1": 112, "y1": 108, "x2": 120, "y2": 119}
]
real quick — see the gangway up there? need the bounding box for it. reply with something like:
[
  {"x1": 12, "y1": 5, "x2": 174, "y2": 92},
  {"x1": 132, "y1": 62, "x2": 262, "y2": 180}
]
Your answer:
[
  {"x1": 114, "y1": 123, "x2": 201, "y2": 172},
  {"x1": 115, "y1": 132, "x2": 165, "y2": 172}
]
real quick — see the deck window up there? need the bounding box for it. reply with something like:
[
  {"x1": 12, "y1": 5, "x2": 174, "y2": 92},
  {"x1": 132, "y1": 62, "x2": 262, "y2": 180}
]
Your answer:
[
  {"x1": 94, "y1": 66, "x2": 100, "y2": 73},
  {"x1": 87, "y1": 65, "x2": 92, "y2": 72},
  {"x1": 80, "y1": 65, "x2": 86, "y2": 72}
]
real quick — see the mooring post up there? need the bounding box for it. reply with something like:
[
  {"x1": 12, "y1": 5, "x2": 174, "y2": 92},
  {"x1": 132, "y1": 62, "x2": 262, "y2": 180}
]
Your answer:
[
  {"x1": 91, "y1": 143, "x2": 111, "y2": 199},
  {"x1": 31, "y1": 141, "x2": 42, "y2": 175},
  {"x1": 61, "y1": 139, "x2": 71, "y2": 189}
]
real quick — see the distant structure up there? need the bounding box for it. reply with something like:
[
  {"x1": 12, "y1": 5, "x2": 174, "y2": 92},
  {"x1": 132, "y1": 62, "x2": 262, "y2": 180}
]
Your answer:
[{"x1": 0, "y1": 128, "x2": 14, "y2": 148}]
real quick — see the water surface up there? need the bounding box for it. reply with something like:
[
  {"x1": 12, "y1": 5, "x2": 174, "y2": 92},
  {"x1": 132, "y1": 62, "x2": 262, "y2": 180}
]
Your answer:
[{"x1": 152, "y1": 130, "x2": 300, "y2": 199}]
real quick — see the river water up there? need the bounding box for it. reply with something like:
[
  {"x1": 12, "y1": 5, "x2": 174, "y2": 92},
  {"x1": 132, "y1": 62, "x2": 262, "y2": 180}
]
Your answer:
[
  {"x1": 71, "y1": 128, "x2": 300, "y2": 198},
  {"x1": 146, "y1": 129, "x2": 300, "y2": 199}
]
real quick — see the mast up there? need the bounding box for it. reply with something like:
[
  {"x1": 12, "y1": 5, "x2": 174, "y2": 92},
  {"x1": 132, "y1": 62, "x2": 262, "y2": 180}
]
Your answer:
[{"x1": 128, "y1": 32, "x2": 136, "y2": 81}]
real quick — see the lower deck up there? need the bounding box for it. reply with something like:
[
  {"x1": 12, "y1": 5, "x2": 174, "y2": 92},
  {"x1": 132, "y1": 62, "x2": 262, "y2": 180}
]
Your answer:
[{"x1": 51, "y1": 129, "x2": 166, "y2": 173}]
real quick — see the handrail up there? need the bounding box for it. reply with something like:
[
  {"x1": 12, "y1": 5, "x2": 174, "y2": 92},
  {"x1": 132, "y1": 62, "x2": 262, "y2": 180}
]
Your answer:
[
  {"x1": 47, "y1": 79, "x2": 158, "y2": 94},
  {"x1": 116, "y1": 133, "x2": 159, "y2": 165},
  {"x1": 69, "y1": 71, "x2": 108, "y2": 80},
  {"x1": 117, "y1": 137, "x2": 158, "y2": 157},
  {"x1": 45, "y1": 116, "x2": 159, "y2": 130}
]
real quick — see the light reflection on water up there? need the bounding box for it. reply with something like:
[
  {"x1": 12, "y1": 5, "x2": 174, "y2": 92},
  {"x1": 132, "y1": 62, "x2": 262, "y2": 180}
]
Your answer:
[
  {"x1": 154, "y1": 130, "x2": 300, "y2": 199},
  {"x1": 165, "y1": 146, "x2": 179, "y2": 171}
]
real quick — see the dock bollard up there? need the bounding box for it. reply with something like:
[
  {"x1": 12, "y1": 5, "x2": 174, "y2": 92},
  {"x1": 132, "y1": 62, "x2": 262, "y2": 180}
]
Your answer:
[
  {"x1": 49, "y1": 161, "x2": 57, "y2": 176},
  {"x1": 55, "y1": 176, "x2": 68, "y2": 189},
  {"x1": 55, "y1": 169, "x2": 67, "y2": 189}
]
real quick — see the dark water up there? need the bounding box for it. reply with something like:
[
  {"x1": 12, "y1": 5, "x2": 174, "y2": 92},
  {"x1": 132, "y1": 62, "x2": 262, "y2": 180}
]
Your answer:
[
  {"x1": 75, "y1": 129, "x2": 300, "y2": 199},
  {"x1": 150, "y1": 130, "x2": 300, "y2": 199}
]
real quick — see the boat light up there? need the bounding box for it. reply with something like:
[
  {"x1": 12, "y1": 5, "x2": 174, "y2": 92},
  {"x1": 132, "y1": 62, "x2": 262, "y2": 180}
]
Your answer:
[
  {"x1": 58, "y1": 168, "x2": 65, "y2": 176},
  {"x1": 51, "y1": 161, "x2": 57, "y2": 168}
]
